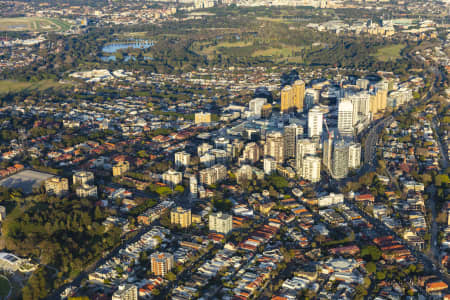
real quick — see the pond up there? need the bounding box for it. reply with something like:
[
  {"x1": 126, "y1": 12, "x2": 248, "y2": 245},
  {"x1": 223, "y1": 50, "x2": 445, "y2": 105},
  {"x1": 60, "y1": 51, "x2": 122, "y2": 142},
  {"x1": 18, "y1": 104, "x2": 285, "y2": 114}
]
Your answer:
[{"x1": 102, "y1": 40, "x2": 154, "y2": 53}]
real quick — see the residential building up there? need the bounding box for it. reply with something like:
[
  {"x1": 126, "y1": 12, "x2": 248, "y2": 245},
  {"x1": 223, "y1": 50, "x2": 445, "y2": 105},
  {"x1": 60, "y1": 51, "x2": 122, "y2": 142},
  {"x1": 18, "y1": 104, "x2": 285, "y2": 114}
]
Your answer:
[
  {"x1": 293, "y1": 79, "x2": 306, "y2": 111},
  {"x1": 264, "y1": 131, "x2": 284, "y2": 163},
  {"x1": 0, "y1": 206, "x2": 5, "y2": 221},
  {"x1": 209, "y1": 211, "x2": 232, "y2": 234},
  {"x1": 264, "y1": 157, "x2": 277, "y2": 175},
  {"x1": 302, "y1": 155, "x2": 321, "y2": 183},
  {"x1": 332, "y1": 140, "x2": 349, "y2": 179},
  {"x1": 171, "y1": 206, "x2": 192, "y2": 228},
  {"x1": 296, "y1": 138, "x2": 316, "y2": 174},
  {"x1": 112, "y1": 284, "x2": 138, "y2": 300},
  {"x1": 199, "y1": 164, "x2": 227, "y2": 185},
  {"x1": 73, "y1": 171, "x2": 94, "y2": 185},
  {"x1": 241, "y1": 142, "x2": 261, "y2": 164},
  {"x1": 195, "y1": 112, "x2": 212, "y2": 124},
  {"x1": 197, "y1": 143, "x2": 213, "y2": 156},
  {"x1": 348, "y1": 142, "x2": 361, "y2": 169},
  {"x1": 45, "y1": 177, "x2": 69, "y2": 197},
  {"x1": 281, "y1": 85, "x2": 294, "y2": 113},
  {"x1": 151, "y1": 252, "x2": 174, "y2": 276},
  {"x1": 323, "y1": 130, "x2": 334, "y2": 172},
  {"x1": 113, "y1": 161, "x2": 130, "y2": 177},
  {"x1": 307, "y1": 106, "x2": 323, "y2": 137},
  {"x1": 284, "y1": 124, "x2": 303, "y2": 159},
  {"x1": 189, "y1": 176, "x2": 198, "y2": 198},
  {"x1": 175, "y1": 151, "x2": 190, "y2": 168},
  {"x1": 236, "y1": 164, "x2": 253, "y2": 183},
  {"x1": 162, "y1": 169, "x2": 182, "y2": 187},
  {"x1": 76, "y1": 184, "x2": 98, "y2": 198}
]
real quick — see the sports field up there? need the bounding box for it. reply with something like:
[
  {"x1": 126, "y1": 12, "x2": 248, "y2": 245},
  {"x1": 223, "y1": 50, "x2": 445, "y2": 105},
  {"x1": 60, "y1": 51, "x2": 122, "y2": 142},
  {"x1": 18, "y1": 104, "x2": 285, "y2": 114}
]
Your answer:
[{"x1": 0, "y1": 17, "x2": 71, "y2": 31}]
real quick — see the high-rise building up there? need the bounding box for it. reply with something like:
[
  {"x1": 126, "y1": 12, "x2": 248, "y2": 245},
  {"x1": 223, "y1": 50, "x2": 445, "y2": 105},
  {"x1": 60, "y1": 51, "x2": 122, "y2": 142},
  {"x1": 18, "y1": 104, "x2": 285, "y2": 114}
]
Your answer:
[
  {"x1": 281, "y1": 85, "x2": 294, "y2": 113},
  {"x1": 242, "y1": 142, "x2": 261, "y2": 164},
  {"x1": 322, "y1": 130, "x2": 334, "y2": 172},
  {"x1": 348, "y1": 142, "x2": 361, "y2": 169},
  {"x1": 264, "y1": 131, "x2": 284, "y2": 163},
  {"x1": 284, "y1": 124, "x2": 303, "y2": 159},
  {"x1": 293, "y1": 80, "x2": 306, "y2": 111},
  {"x1": 209, "y1": 211, "x2": 232, "y2": 234},
  {"x1": 171, "y1": 206, "x2": 192, "y2": 228},
  {"x1": 338, "y1": 99, "x2": 354, "y2": 136},
  {"x1": 112, "y1": 284, "x2": 138, "y2": 300},
  {"x1": 73, "y1": 171, "x2": 94, "y2": 186},
  {"x1": 195, "y1": 112, "x2": 212, "y2": 124},
  {"x1": 151, "y1": 252, "x2": 174, "y2": 276},
  {"x1": 249, "y1": 98, "x2": 267, "y2": 119},
  {"x1": 302, "y1": 155, "x2": 321, "y2": 183},
  {"x1": 264, "y1": 157, "x2": 277, "y2": 175},
  {"x1": 199, "y1": 164, "x2": 227, "y2": 185},
  {"x1": 197, "y1": 143, "x2": 213, "y2": 156},
  {"x1": 307, "y1": 106, "x2": 323, "y2": 138},
  {"x1": 304, "y1": 88, "x2": 320, "y2": 112},
  {"x1": 189, "y1": 176, "x2": 198, "y2": 198},
  {"x1": 332, "y1": 140, "x2": 349, "y2": 179},
  {"x1": 236, "y1": 164, "x2": 253, "y2": 184},
  {"x1": 162, "y1": 169, "x2": 182, "y2": 187},
  {"x1": 175, "y1": 151, "x2": 191, "y2": 168},
  {"x1": 296, "y1": 139, "x2": 316, "y2": 174},
  {"x1": 349, "y1": 92, "x2": 371, "y2": 125},
  {"x1": 45, "y1": 177, "x2": 69, "y2": 197}
]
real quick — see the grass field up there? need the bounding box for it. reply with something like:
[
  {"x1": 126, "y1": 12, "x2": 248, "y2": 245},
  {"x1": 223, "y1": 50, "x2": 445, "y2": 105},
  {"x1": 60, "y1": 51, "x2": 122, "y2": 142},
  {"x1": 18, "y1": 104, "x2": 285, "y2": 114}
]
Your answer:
[
  {"x1": 195, "y1": 41, "x2": 252, "y2": 56},
  {"x1": 0, "y1": 276, "x2": 11, "y2": 297},
  {"x1": 373, "y1": 44, "x2": 405, "y2": 62},
  {"x1": 0, "y1": 80, "x2": 69, "y2": 94},
  {"x1": 0, "y1": 17, "x2": 71, "y2": 32},
  {"x1": 252, "y1": 45, "x2": 304, "y2": 58}
]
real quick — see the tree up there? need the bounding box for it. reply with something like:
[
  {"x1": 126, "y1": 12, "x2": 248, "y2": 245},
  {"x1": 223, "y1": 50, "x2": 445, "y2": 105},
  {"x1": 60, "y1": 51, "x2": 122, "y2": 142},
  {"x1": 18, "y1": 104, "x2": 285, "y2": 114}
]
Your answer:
[
  {"x1": 361, "y1": 245, "x2": 381, "y2": 261},
  {"x1": 366, "y1": 261, "x2": 376, "y2": 274}
]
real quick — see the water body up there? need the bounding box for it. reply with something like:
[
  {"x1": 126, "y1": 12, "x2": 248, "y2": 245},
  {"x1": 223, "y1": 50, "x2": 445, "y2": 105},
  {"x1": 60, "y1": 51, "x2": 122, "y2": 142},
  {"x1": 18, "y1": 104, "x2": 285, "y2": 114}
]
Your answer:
[{"x1": 102, "y1": 40, "x2": 154, "y2": 53}]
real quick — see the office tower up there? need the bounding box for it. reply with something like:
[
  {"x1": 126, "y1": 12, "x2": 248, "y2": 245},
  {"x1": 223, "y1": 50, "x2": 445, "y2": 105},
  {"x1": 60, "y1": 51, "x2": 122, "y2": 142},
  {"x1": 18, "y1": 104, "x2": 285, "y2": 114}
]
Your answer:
[
  {"x1": 175, "y1": 151, "x2": 190, "y2": 168},
  {"x1": 242, "y1": 142, "x2": 261, "y2": 164},
  {"x1": 307, "y1": 106, "x2": 323, "y2": 138},
  {"x1": 249, "y1": 98, "x2": 267, "y2": 119},
  {"x1": 296, "y1": 139, "x2": 316, "y2": 174},
  {"x1": 73, "y1": 171, "x2": 94, "y2": 186},
  {"x1": 323, "y1": 130, "x2": 334, "y2": 172},
  {"x1": 338, "y1": 99, "x2": 354, "y2": 136},
  {"x1": 209, "y1": 211, "x2": 232, "y2": 234},
  {"x1": 171, "y1": 206, "x2": 192, "y2": 228},
  {"x1": 189, "y1": 176, "x2": 198, "y2": 198},
  {"x1": 284, "y1": 123, "x2": 302, "y2": 159},
  {"x1": 281, "y1": 85, "x2": 294, "y2": 113},
  {"x1": 348, "y1": 142, "x2": 361, "y2": 169},
  {"x1": 197, "y1": 143, "x2": 213, "y2": 156},
  {"x1": 236, "y1": 164, "x2": 254, "y2": 184},
  {"x1": 151, "y1": 252, "x2": 174, "y2": 276},
  {"x1": 194, "y1": 112, "x2": 212, "y2": 124},
  {"x1": 356, "y1": 78, "x2": 370, "y2": 90},
  {"x1": 162, "y1": 169, "x2": 182, "y2": 187},
  {"x1": 45, "y1": 177, "x2": 69, "y2": 197},
  {"x1": 264, "y1": 157, "x2": 277, "y2": 175},
  {"x1": 112, "y1": 284, "x2": 138, "y2": 300},
  {"x1": 199, "y1": 164, "x2": 227, "y2": 185},
  {"x1": 349, "y1": 92, "x2": 371, "y2": 125},
  {"x1": 293, "y1": 80, "x2": 306, "y2": 111},
  {"x1": 302, "y1": 155, "x2": 321, "y2": 183},
  {"x1": 261, "y1": 104, "x2": 272, "y2": 118},
  {"x1": 332, "y1": 140, "x2": 349, "y2": 179},
  {"x1": 264, "y1": 131, "x2": 284, "y2": 163},
  {"x1": 304, "y1": 88, "x2": 319, "y2": 112}
]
